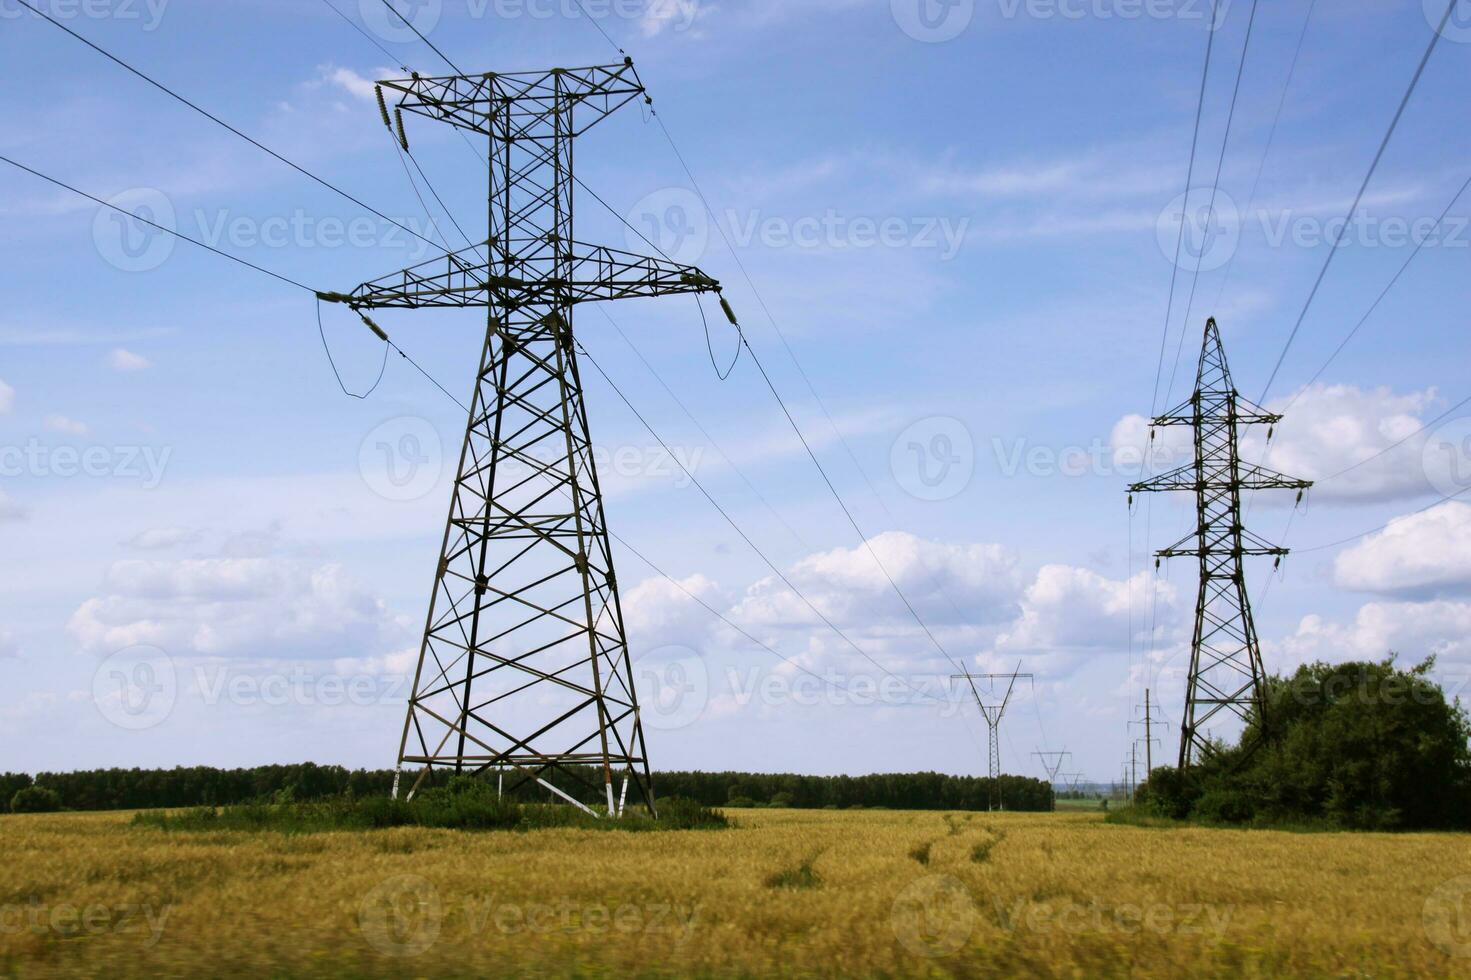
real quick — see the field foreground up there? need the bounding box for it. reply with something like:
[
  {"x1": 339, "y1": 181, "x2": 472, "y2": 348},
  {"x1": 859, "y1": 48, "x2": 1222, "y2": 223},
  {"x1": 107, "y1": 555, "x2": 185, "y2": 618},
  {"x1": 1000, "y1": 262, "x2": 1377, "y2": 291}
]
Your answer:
[{"x1": 2, "y1": 807, "x2": 1469, "y2": 978}]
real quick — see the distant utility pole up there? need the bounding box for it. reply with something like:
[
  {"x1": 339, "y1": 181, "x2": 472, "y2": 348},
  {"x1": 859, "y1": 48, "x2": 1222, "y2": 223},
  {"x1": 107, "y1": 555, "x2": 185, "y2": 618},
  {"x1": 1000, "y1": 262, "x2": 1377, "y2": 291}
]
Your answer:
[
  {"x1": 953, "y1": 662, "x2": 1031, "y2": 811},
  {"x1": 1032, "y1": 749, "x2": 1071, "y2": 811},
  {"x1": 1129, "y1": 318, "x2": 1312, "y2": 769},
  {"x1": 1130, "y1": 689, "x2": 1166, "y2": 780}
]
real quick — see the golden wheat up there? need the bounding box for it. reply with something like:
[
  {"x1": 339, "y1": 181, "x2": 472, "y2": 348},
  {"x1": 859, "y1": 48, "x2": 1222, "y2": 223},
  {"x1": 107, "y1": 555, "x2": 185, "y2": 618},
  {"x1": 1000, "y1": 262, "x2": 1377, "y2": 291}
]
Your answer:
[{"x1": 1, "y1": 807, "x2": 1468, "y2": 977}]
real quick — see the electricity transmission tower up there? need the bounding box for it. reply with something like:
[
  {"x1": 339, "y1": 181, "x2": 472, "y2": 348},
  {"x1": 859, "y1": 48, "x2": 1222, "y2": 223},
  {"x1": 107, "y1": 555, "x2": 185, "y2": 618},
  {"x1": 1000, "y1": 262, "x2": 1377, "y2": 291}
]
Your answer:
[
  {"x1": 1032, "y1": 749, "x2": 1070, "y2": 811},
  {"x1": 1129, "y1": 688, "x2": 1166, "y2": 779},
  {"x1": 1129, "y1": 318, "x2": 1311, "y2": 769},
  {"x1": 325, "y1": 61, "x2": 729, "y2": 816},
  {"x1": 953, "y1": 664, "x2": 1030, "y2": 811}
]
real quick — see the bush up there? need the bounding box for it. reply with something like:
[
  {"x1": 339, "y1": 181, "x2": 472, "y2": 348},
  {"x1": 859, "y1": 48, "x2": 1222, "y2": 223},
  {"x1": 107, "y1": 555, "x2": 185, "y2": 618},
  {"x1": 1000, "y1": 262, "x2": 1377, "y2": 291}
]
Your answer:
[{"x1": 11, "y1": 786, "x2": 61, "y2": 813}]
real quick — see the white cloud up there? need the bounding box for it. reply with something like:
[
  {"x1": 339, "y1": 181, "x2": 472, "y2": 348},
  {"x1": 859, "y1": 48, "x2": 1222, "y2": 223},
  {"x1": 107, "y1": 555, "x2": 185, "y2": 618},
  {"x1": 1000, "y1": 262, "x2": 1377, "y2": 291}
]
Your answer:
[
  {"x1": 732, "y1": 532, "x2": 1022, "y2": 634},
  {"x1": 67, "y1": 556, "x2": 410, "y2": 660},
  {"x1": 44, "y1": 415, "x2": 90, "y2": 436},
  {"x1": 622, "y1": 572, "x2": 725, "y2": 653},
  {"x1": 1275, "y1": 600, "x2": 1471, "y2": 673},
  {"x1": 0, "y1": 378, "x2": 13, "y2": 414},
  {"x1": 1335, "y1": 502, "x2": 1471, "y2": 597},
  {"x1": 108, "y1": 348, "x2": 152, "y2": 372},
  {"x1": 0, "y1": 490, "x2": 27, "y2": 523},
  {"x1": 998, "y1": 565, "x2": 1176, "y2": 654},
  {"x1": 323, "y1": 66, "x2": 384, "y2": 101},
  {"x1": 122, "y1": 527, "x2": 200, "y2": 551},
  {"x1": 0, "y1": 629, "x2": 17, "y2": 659}
]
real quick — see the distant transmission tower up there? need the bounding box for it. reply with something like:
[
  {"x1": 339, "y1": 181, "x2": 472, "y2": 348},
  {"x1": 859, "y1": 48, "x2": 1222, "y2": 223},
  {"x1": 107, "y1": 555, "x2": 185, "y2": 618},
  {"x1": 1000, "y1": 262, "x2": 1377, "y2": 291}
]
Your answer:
[
  {"x1": 1129, "y1": 318, "x2": 1311, "y2": 769},
  {"x1": 954, "y1": 663, "x2": 1030, "y2": 810},
  {"x1": 324, "y1": 62, "x2": 729, "y2": 815},
  {"x1": 1032, "y1": 749, "x2": 1070, "y2": 811}
]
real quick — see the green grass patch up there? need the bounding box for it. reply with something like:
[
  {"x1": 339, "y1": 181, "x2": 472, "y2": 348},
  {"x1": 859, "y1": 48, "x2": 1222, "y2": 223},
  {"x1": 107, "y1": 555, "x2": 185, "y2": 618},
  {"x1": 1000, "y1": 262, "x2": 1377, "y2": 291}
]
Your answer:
[
  {"x1": 764, "y1": 853, "x2": 823, "y2": 890},
  {"x1": 908, "y1": 840, "x2": 933, "y2": 865},
  {"x1": 131, "y1": 780, "x2": 727, "y2": 835}
]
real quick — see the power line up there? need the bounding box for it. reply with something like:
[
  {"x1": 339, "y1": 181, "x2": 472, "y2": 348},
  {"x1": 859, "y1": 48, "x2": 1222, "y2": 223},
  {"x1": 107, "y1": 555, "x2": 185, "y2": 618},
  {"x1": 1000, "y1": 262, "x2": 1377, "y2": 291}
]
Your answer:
[
  {"x1": 317, "y1": 299, "x2": 389, "y2": 399},
  {"x1": 13, "y1": 0, "x2": 444, "y2": 255},
  {"x1": 1166, "y1": 0, "x2": 1260, "y2": 408},
  {"x1": 1259, "y1": 0, "x2": 1456, "y2": 403},
  {"x1": 1295, "y1": 486, "x2": 1471, "y2": 555},
  {"x1": 318, "y1": 0, "x2": 410, "y2": 72},
  {"x1": 374, "y1": 0, "x2": 463, "y2": 74},
  {"x1": 576, "y1": 339, "x2": 949, "y2": 703},
  {"x1": 1211, "y1": 0, "x2": 1320, "y2": 314},
  {"x1": 1151, "y1": 0, "x2": 1219, "y2": 415}
]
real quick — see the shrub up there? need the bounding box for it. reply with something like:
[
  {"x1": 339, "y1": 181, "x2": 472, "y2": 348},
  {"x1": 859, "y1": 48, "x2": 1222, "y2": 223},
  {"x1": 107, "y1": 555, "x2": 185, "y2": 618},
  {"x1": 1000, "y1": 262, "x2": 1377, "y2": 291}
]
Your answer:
[{"x1": 11, "y1": 786, "x2": 62, "y2": 813}]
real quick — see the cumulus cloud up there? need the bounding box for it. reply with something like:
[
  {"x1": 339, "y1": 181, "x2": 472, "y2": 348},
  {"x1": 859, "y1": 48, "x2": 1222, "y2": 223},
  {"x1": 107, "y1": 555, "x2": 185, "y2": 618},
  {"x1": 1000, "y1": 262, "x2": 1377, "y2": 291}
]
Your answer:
[
  {"x1": 108, "y1": 348, "x2": 151, "y2": 372},
  {"x1": 67, "y1": 556, "x2": 410, "y2": 660},
  {"x1": 0, "y1": 378, "x2": 13, "y2": 414},
  {"x1": 622, "y1": 572, "x2": 725, "y2": 653},
  {"x1": 1335, "y1": 502, "x2": 1471, "y2": 597},
  {"x1": 323, "y1": 65, "x2": 386, "y2": 101},
  {"x1": 122, "y1": 527, "x2": 200, "y2": 551},
  {"x1": 1112, "y1": 384, "x2": 1455, "y2": 504},
  {"x1": 998, "y1": 565, "x2": 1177, "y2": 654},
  {"x1": 44, "y1": 415, "x2": 89, "y2": 436},
  {"x1": 1275, "y1": 600, "x2": 1471, "y2": 673},
  {"x1": 732, "y1": 532, "x2": 1022, "y2": 634},
  {"x1": 640, "y1": 0, "x2": 705, "y2": 37}
]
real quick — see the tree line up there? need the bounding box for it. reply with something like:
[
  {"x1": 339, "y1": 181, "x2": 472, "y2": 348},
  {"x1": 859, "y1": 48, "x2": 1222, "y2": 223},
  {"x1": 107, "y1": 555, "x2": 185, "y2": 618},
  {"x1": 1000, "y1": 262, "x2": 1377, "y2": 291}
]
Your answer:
[{"x1": 2, "y1": 765, "x2": 1053, "y2": 814}]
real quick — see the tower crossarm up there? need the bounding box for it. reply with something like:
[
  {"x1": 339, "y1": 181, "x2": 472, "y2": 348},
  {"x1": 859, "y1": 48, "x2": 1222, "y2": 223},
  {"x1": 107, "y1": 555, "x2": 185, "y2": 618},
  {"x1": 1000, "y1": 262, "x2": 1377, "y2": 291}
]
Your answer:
[
  {"x1": 381, "y1": 61, "x2": 647, "y2": 139},
  {"x1": 1155, "y1": 525, "x2": 1292, "y2": 559},
  {"x1": 1149, "y1": 394, "x2": 1282, "y2": 428},
  {"x1": 330, "y1": 243, "x2": 723, "y2": 311},
  {"x1": 1130, "y1": 462, "x2": 1313, "y2": 495}
]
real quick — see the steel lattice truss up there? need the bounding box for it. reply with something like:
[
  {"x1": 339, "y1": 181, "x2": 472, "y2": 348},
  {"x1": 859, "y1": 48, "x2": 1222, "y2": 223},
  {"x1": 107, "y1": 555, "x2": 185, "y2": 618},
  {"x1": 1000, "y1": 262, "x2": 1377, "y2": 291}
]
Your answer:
[
  {"x1": 1130, "y1": 319, "x2": 1311, "y2": 769},
  {"x1": 333, "y1": 61, "x2": 725, "y2": 816}
]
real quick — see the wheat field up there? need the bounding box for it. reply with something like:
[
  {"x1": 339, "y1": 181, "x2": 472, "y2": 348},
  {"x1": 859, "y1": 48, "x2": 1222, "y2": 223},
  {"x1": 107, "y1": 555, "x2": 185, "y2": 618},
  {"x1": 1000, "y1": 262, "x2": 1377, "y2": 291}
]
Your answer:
[{"x1": 1, "y1": 806, "x2": 1469, "y2": 978}]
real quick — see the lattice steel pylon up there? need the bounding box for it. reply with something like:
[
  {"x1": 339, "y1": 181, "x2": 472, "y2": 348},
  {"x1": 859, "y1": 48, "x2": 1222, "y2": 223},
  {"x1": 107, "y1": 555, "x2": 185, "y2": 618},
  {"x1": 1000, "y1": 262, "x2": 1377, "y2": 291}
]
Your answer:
[
  {"x1": 953, "y1": 665, "x2": 1030, "y2": 810},
  {"x1": 323, "y1": 61, "x2": 728, "y2": 816},
  {"x1": 1129, "y1": 318, "x2": 1311, "y2": 769}
]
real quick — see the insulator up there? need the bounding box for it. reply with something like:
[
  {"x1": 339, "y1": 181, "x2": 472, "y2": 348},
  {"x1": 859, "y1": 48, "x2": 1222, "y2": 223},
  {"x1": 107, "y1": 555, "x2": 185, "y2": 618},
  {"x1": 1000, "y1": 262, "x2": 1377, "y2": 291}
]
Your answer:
[
  {"x1": 719, "y1": 296, "x2": 739, "y2": 326},
  {"x1": 1155, "y1": 558, "x2": 1161, "y2": 571},
  {"x1": 1296, "y1": 489, "x2": 1304, "y2": 507},
  {"x1": 394, "y1": 108, "x2": 409, "y2": 151},
  {"x1": 1267, "y1": 425, "x2": 1275, "y2": 441},
  {"x1": 1274, "y1": 556, "x2": 1282, "y2": 571},
  {"x1": 360, "y1": 314, "x2": 388, "y2": 343},
  {"x1": 1149, "y1": 428, "x2": 1156, "y2": 442},
  {"x1": 375, "y1": 85, "x2": 391, "y2": 129},
  {"x1": 315, "y1": 290, "x2": 352, "y2": 304},
  {"x1": 1128, "y1": 494, "x2": 1134, "y2": 508}
]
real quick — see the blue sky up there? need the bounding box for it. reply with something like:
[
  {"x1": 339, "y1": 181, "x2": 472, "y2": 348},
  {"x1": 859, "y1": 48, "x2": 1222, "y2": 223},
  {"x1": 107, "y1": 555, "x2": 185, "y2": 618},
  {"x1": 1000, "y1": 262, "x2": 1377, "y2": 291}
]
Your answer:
[{"x1": 2, "y1": 0, "x2": 1470, "y2": 786}]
